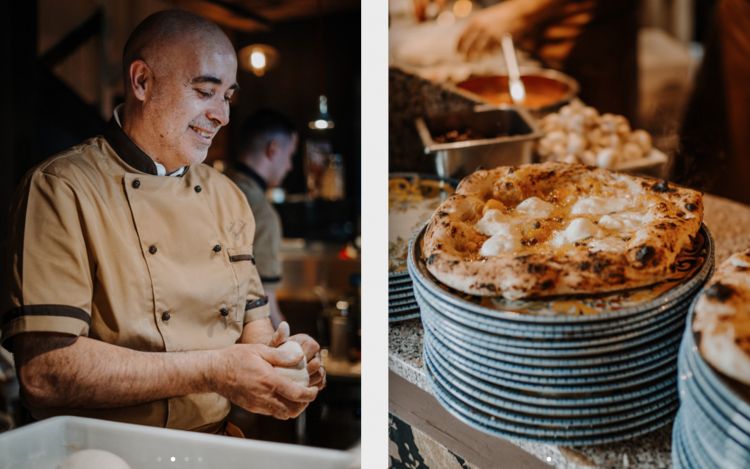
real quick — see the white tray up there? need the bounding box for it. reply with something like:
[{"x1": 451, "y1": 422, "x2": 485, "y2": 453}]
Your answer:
[{"x1": 0, "y1": 416, "x2": 355, "y2": 469}]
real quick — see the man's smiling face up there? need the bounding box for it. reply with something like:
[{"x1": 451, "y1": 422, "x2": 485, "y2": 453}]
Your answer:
[{"x1": 140, "y1": 38, "x2": 238, "y2": 168}]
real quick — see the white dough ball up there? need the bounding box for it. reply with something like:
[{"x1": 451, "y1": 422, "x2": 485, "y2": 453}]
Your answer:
[
  {"x1": 566, "y1": 133, "x2": 585, "y2": 155},
  {"x1": 274, "y1": 341, "x2": 309, "y2": 386},
  {"x1": 59, "y1": 449, "x2": 131, "y2": 469},
  {"x1": 596, "y1": 148, "x2": 617, "y2": 168},
  {"x1": 622, "y1": 142, "x2": 643, "y2": 162},
  {"x1": 630, "y1": 129, "x2": 652, "y2": 153}
]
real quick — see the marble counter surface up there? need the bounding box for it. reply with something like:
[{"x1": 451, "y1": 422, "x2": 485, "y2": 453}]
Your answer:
[{"x1": 389, "y1": 194, "x2": 750, "y2": 468}]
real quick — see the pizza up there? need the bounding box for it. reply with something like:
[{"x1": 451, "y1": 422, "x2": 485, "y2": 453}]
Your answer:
[
  {"x1": 422, "y1": 162, "x2": 703, "y2": 299},
  {"x1": 693, "y1": 250, "x2": 750, "y2": 386}
]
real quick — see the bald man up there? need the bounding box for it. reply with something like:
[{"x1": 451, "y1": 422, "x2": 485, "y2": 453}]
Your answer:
[{"x1": 1, "y1": 10, "x2": 324, "y2": 434}]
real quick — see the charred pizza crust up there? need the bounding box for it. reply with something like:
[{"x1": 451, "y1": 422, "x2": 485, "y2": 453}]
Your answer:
[
  {"x1": 422, "y1": 162, "x2": 703, "y2": 299},
  {"x1": 693, "y1": 250, "x2": 750, "y2": 386}
]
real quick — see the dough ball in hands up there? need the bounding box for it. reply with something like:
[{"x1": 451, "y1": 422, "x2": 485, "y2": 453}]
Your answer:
[
  {"x1": 274, "y1": 341, "x2": 309, "y2": 386},
  {"x1": 59, "y1": 449, "x2": 131, "y2": 469}
]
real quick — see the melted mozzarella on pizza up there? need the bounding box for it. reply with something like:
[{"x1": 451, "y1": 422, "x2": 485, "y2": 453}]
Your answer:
[
  {"x1": 516, "y1": 197, "x2": 554, "y2": 218},
  {"x1": 476, "y1": 186, "x2": 660, "y2": 256},
  {"x1": 551, "y1": 218, "x2": 600, "y2": 247}
]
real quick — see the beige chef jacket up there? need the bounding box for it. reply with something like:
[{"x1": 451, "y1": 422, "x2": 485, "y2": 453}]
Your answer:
[
  {"x1": 1, "y1": 120, "x2": 269, "y2": 432},
  {"x1": 226, "y1": 164, "x2": 283, "y2": 289}
]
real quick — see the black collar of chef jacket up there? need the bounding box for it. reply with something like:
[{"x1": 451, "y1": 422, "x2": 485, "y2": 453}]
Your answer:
[
  {"x1": 103, "y1": 118, "x2": 187, "y2": 177},
  {"x1": 233, "y1": 162, "x2": 268, "y2": 192}
]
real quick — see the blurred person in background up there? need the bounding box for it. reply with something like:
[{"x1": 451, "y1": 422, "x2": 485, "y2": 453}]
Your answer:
[
  {"x1": 673, "y1": 0, "x2": 750, "y2": 204},
  {"x1": 227, "y1": 110, "x2": 299, "y2": 328},
  {"x1": 457, "y1": 0, "x2": 639, "y2": 122}
]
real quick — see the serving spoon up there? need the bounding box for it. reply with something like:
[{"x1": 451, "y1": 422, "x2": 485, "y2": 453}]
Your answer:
[{"x1": 500, "y1": 33, "x2": 526, "y2": 104}]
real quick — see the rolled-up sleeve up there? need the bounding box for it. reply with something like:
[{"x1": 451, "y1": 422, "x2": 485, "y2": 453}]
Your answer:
[{"x1": 2, "y1": 171, "x2": 93, "y2": 351}]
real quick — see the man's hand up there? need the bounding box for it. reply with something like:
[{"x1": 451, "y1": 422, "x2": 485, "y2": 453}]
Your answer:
[
  {"x1": 457, "y1": 3, "x2": 525, "y2": 60},
  {"x1": 214, "y1": 343, "x2": 318, "y2": 420},
  {"x1": 269, "y1": 322, "x2": 326, "y2": 390}
]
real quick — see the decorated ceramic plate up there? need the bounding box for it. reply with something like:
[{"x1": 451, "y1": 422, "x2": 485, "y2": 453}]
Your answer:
[{"x1": 408, "y1": 225, "x2": 713, "y2": 322}]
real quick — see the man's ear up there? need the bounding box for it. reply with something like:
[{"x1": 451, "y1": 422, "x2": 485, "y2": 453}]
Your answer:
[
  {"x1": 265, "y1": 138, "x2": 280, "y2": 160},
  {"x1": 128, "y1": 60, "x2": 153, "y2": 102}
]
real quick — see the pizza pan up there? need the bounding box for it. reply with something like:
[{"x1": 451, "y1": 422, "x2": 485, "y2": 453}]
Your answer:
[
  {"x1": 424, "y1": 345, "x2": 678, "y2": 433},
  {"x1": 421, "y1": 298, "x2": 687, "y2": 358},
  {"x1": 408, "y1": 223, "x2": 714, "y2": 325},
  {"x1": 425, "y1": 314, "x2": 683, "y2": 370},
  {"x1": 425, "y1": 328, "x2": 678, "y2": 410},
  {"x1": 425, "y1": 335, "x2": 678, "y2": 415},
  {"x1": 425, "y1": 358, "x2": 676, "y2": 446},
  {"x1": 413, "y1": 275, "x2": 701, "y2": 340},
  {"x1": 426, "y1": 320, "x2": 681, "y2": 380}
]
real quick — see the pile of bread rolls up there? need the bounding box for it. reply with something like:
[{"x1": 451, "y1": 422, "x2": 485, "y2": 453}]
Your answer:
[{"x1": 536, "y1": 100, "x2": 653, "y2": 169}]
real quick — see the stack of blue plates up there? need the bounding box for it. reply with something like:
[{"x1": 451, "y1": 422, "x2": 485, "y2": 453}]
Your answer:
[
  {"x1": 389, "y1": 270, "x2": 420, "y2": 322},
  {"x1": 407, "y1": 225, "x2": 714, "y2": 446},
  {"x1": 672, "y1": 300, "x2": 750, "y2": 468}
]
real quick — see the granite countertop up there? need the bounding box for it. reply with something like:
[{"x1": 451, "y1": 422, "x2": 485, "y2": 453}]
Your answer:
[{"x1": 389, "y1": 194, "x2": 750, "y2": 469}]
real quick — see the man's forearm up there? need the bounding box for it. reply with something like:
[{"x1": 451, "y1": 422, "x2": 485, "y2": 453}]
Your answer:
[{"x1": 16, "y1": 334, "x2": 222, "y2": 409}]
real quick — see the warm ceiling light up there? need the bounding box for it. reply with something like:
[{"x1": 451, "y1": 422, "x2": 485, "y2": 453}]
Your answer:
[
  {"x1": 250, "y1": 51, "x2": 266, "y2": 69},
  {"x1": 238, "y1": 44, "x2": 279, "y2": 77}
]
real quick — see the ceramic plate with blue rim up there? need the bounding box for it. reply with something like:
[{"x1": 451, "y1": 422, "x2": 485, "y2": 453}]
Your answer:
[
  {"x1": 426, "y1": 353, "x2": 678, "y2": 438},
  {"x1": 425, "y1": 317, "x2": 683, "y2": 369},
  {"x1": 389, "y1": 283, "x2": 415, "y2": 294},
  {"x1": 413, "y1": 279, "x2": 699, "y2": 343},
  {"x1": 683, "y1": 300, "x2": 750, "y2": 430},
  {"x1": 407, "y1": 224, "x2": 713, "y2": 324},
  {"x1": 683, "y1": 344, "x2": 750, "y2": 435},
  {"x1": 679, "y1": 388, "x2": 750, "y2": 468},
  {"x1": 679, "y1": 405, "x2": 723, "y2": 469},
  {"x1": 424, "y1": 334, "x2": 678, "y2": 412},
  {"x1": 388, "y1": 291, "x2": 417, "y2": 305},
  {"x1": 413, "y1": 279, "x2": 699, "y2": 339},
  {"x1": 427, "y1": 327, "x2": 679, "y2": 388},
  {"x1": 426, "y1": 334, "x2": 677, "y2": 396},
  {"x1": 672, "y1": 412, "x2": 697, "y2": 469},
  {"x1": 389, "y1": 298, "x2": 418, "y2": 309},
  {"x1": 425, "y1": 359, "x2": 676, "y2": 446},
  {"x1": 420, "y1": 289, "x2": 691, "y2": 351},
  {"x1": 682, "y1": 360, "x2": 750, "y2": 452},
  {"x1": 426, "y1": 344, "x2": 677, "y2": 420},
  {"x1": 388, "y1": 312, "x2": 421, "y2": 323},
  {"x1": 421, "y1": 300, "x2": 687, "y2": 358},
  {"x1": 425, "y1": 338, "x2": 678, "y2": 419},
  {"x1": 426, "y1": 320, "x2": 681, "y2": 378}
]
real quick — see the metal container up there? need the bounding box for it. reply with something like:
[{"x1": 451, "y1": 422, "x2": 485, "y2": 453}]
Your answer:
[
  {"x1": 447, "y1": 68, "x2": 580, "y2": 116},
  {"x1": 415, "y1": 106, "x2": 542, "y2": 179}
]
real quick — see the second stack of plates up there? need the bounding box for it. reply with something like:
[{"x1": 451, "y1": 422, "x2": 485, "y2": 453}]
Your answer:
[
  {"x1": 389, "y1": 270, "x2": 420, "y2": 322},
  {"x1": 672, "y1": 300, "x2": 750, "y2": 468},
  {"x1": 408, "y1": 225, "x2": 714, "y2": 446}
]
